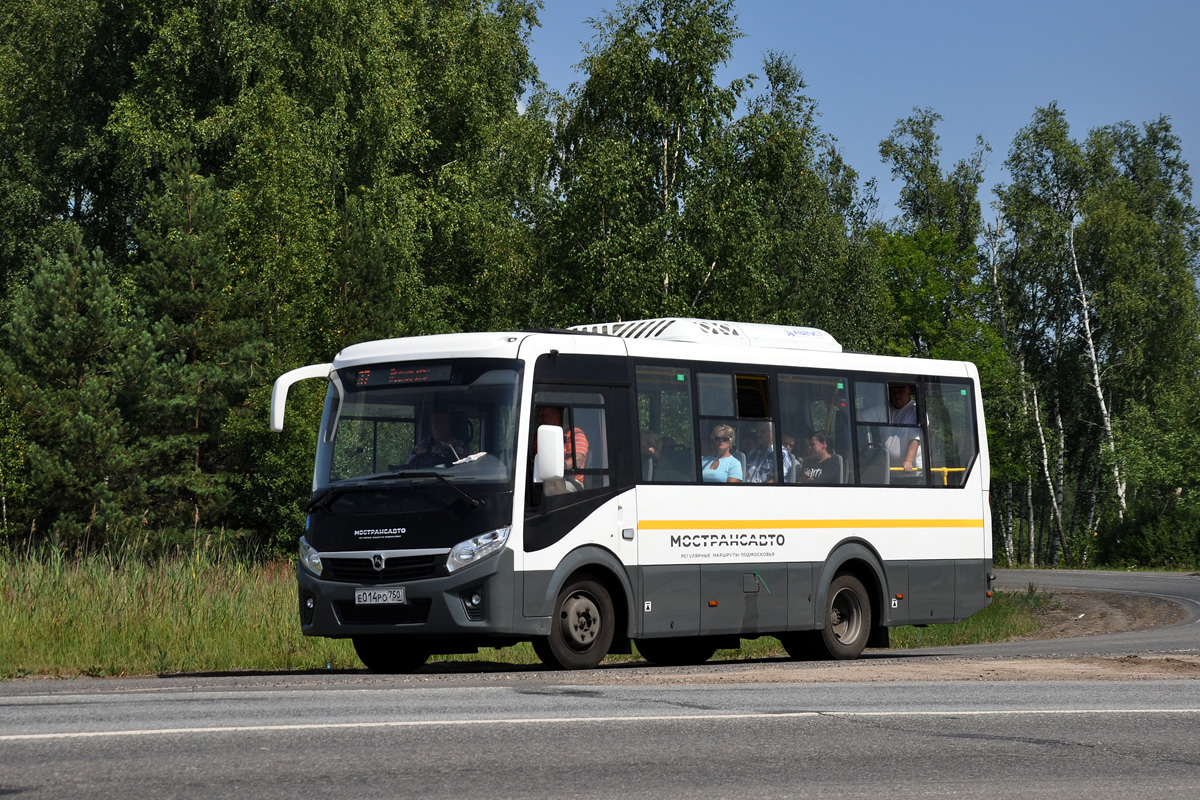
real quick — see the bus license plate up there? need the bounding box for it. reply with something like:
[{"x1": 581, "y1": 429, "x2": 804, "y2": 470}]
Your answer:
[{"x1": 355, "y1": 587, "x2": 406, "y2": 605}]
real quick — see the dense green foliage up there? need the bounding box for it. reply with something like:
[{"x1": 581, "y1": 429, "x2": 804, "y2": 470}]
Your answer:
[{"x1": 1, "y1": 0, "x2": 1197, "y2": 565}]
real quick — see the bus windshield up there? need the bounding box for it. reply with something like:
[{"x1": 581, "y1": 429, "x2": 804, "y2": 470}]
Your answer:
[{"x1": 312, "y1": 359, "x2": 522, "y2": 490}]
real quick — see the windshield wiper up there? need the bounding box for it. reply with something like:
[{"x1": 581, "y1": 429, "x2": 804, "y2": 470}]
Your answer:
[
  {"x1": 302, "y1": 483, "x2": 383, "y2": 513},
  {"x1": 371, "y1": 471, "x2": 485, "y2": 508}
]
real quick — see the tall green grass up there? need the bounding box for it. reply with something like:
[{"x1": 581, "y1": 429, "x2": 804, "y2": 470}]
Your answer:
[
  {"x1": 0, "y1": 550, "x2": 357, "y2": 677},
  {"x1": 1, "y1": 555, "x2": 1053, "y2": 678},
  {"x1": 887, "y1": 582, "x2": 1051, "y2": 648}
]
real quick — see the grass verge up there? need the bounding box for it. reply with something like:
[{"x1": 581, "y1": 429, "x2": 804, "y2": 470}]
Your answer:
[{"x1": 1, "y1": 555, "x2": 1054, "y2": 678}]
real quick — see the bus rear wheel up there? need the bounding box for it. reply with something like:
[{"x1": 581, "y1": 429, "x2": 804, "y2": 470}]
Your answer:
[
  {"x1": 634, "y1": 637, "x2": 718, "y2": 666},
  {"x1": 821, "y1": 575, "x2": 872, "y2": 659},
  {"x1": 352, "y1": 635, "x2": 429, "y2": 674},
  {"x1": 534, "y1": 577, "x2": 614, "y2": 670}
]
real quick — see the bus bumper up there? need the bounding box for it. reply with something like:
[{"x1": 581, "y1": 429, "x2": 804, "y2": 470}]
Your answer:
[{"x1": 296, "y1": 548, "x2": 516, "y2": 640}]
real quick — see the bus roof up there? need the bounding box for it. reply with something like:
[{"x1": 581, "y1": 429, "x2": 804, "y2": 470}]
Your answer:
[{"x1": 568, "y1": 318, "x2": 842, "y2": 353}]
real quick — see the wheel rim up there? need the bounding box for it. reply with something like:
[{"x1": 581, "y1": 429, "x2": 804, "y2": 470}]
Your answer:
[
  {"x1": 559, "y1": 590, "x2": 601, "y2": 651},
  {"x1": 829, "y1": 586, "x2": 864, "y2": 644}
]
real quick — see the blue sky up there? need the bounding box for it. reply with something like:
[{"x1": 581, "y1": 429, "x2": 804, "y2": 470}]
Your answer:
[{"x1": 525, "y1": 0, "x2": 1199, "y2": 223}]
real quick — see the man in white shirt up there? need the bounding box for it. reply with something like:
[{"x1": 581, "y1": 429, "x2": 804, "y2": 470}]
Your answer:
[{"x1": 882, "y1": 383, "x2": 922, "y2": 472}]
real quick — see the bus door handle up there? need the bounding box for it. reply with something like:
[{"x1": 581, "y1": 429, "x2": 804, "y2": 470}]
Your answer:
[{"x1": 622, "y1": 528, "x2": 635, "y2": 540}]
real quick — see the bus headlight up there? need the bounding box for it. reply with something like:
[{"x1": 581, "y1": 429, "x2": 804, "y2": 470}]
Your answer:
[
  {"x1": 447, "y1": 526, "x2": 510, "y2": 573},
  {"x1": 299, "y1": 536, "x2": 323, "y2": 577}
]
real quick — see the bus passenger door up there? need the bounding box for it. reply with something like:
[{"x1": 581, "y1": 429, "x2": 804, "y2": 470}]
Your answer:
[
  {"x1": 521, "y1": 347, "x2": 639, "y2": 625},
  {"x1": 632, "y1": 363, "x2": 702, "y2": 639}
]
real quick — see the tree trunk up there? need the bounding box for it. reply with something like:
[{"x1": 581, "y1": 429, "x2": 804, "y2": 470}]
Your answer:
[
  {"x1": 1026, "y1": 480, "x2": 1036, "y2": 567},
  {"x1": 1030, "y1": 379, "x2": 1068, "y2": 564},
  {"x1": 986, "y1": 218, "x2": 1010, "y2": 340},
  {"x1": 1067, "y1": 223, "x2": 1127, "y2": 518},
  {"x1": 1053, "y1": 406, "x2": 1068, "y2": 564},
  {"x1": 1002, "y1": 481, "x2": 1015, "y2": 566}
]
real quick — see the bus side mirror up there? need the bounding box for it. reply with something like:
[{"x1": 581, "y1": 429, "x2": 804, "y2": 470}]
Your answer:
[
  {"x1": 270, "y1": 363, "x2": 332, "y2": 432},
  {"x1": 533, "y1": 425, "x2": 565, "y2": 483}
]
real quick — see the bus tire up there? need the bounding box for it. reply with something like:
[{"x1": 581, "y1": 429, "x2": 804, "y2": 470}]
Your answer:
[
  {"x1": 352, "y1": 635, "x2": 429, "y2": 674},
  {"x1": 821, "y1": 574, "x2": 872, "y2": 660},
  {"x1": 634, "y1": 637, "x2": 718, "y2": 666},
  {"x1": 534, "y1": 577, "x2": 614, "y2": 670}
]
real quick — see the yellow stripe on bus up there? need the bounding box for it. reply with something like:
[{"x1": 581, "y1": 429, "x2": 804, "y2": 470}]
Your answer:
[{"x1": 637, "y1": 519, "x2": 985, "y2": 530}]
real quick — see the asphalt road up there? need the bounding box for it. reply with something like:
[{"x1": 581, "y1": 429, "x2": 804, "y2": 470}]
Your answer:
[
  {"x1": 2, "y1": 569, "x2": 1199, "y2": 799},
  {"x1": 929, "y1": 568, "x2": 1200, "y2": 657}
]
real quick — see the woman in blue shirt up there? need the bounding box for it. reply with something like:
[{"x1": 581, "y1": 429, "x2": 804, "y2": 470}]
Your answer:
[{"x1": 701, "y1": 424, "x2": 743, "y2": 483}]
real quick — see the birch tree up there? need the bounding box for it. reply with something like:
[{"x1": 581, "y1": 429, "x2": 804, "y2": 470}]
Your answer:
[{"x1": 996, "y1": 104, "x2": 1200, "y2": 562}]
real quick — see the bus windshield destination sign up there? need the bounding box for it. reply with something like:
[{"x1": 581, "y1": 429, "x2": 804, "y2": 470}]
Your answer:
[{"x1": 355, "y1": 364, "x2": 453, "y2": 387}]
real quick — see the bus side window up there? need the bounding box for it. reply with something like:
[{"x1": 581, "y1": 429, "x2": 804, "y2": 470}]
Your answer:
[
  {"x1": 854, "y1": 379, "x2": 927, "y2": 486},
  {"x1": 923, "y1": 380, "x2": 978, "y2": 487},
  {"x1": 531, "y1": 391, "x2": 610, "y2": 503},
  {"x1": 636, "y1": 365, "x2": 697, "y2": 482},
  {"x1": 697, "y1": 372, "x2": 771, "y2": 484},
  {"x1": 779, "y1": 373, "x2": 853, "y2": 485},
  {"x1": 572, "y1": 406, "x2": 609, "y2": 490}
]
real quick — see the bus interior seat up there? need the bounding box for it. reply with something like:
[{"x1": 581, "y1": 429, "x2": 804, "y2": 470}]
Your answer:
[
  {"x1": 858, "y1": 445, "x2": 890, "y2": 485},
  {"x1": 450, "y1": 410, "x2": 472, "y2": 448},
  {"x1": 829, "y1": 453, "x2": 845, "y2": 484},
  {"x1": 661, "y1": 447, "x2": 694, "y2": 480}
]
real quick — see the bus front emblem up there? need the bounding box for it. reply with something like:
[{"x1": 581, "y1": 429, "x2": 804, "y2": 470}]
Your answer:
[{"x1": 372, "y1": 554, "x2": 385, "y2": 571}]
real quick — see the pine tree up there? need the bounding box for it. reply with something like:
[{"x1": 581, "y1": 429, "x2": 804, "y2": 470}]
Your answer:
[
  {"x1": 0, "y1": 235, "x2": 162, "y2": 548},
  {"x1": 133, "y1": 154, "x2": 268, "y2": 541}
]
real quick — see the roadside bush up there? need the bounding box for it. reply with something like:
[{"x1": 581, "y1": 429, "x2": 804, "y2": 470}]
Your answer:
[{"x1": 1096, "y1": 501, "x2": 1200, "y2": 569}]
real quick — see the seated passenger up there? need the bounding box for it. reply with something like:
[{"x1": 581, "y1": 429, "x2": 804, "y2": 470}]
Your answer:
[
  {"x1": 781, "y1": 432, "x2": 797, "y2": 459},
  {"x1": 800, "y1": 431, "x2": 839, "y2": 484},
  {"x1": 701, "y1": 424, "x2": 742, "y2": 483},
  {"x1": 743, "y1": 422, "x2": 793, "y2": 484}
]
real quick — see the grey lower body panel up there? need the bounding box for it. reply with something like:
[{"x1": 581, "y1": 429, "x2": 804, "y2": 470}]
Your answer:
[
  {"x1": 880, "y1": 558, "x2": 992, "y2": 626},
  {"x1": 299, "y1": 550, "x2": 992, "y2": 645},
  {"x1": 632, "y1": 558, "x2": 991, "y2": 638},
  {"x1": 633, "y1": 564, "x2": 816, "y2": 638},
  {"x1": 297, "y1": 548, "x2": 525, "y2": 642}
]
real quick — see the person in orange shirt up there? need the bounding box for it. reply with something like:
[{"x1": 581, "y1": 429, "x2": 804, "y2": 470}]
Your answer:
[{"x1": 536, "y1": 405, "x2": 588, "y2": 485}]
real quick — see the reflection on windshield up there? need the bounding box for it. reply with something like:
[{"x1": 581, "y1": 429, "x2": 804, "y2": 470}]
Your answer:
[{"x1": 312, "y1": 360, "x2": 521, "y2": 490}]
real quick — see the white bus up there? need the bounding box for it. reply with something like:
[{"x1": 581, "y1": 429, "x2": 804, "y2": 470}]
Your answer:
[{"x1": 271, "y1": 318, "x2": 993, "y2": 672}]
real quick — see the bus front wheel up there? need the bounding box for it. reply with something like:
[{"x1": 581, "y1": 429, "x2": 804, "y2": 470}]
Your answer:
[
  {"x1": 821, "y1": 574, "x2": 872, "y2": 660},
  {"x1": 534, "y1": 577, "x2": 615, "y2": 670},
  {"x1": 352, "y1": 635, "x2": 430, "y2": 673}
]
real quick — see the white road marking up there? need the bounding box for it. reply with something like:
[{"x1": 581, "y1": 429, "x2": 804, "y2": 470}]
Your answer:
[{"x1": 4, "y1": 707, "x2": 1200, "y2": 742}]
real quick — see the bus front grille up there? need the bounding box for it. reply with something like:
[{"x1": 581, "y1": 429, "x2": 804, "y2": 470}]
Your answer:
[{"x1": 324, "y1": 555, "x2": 441, "y2": 584}]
